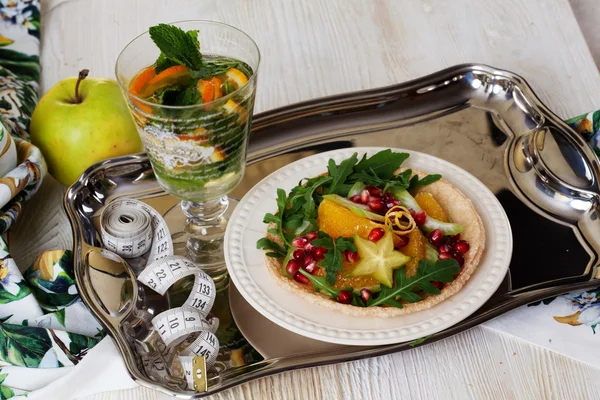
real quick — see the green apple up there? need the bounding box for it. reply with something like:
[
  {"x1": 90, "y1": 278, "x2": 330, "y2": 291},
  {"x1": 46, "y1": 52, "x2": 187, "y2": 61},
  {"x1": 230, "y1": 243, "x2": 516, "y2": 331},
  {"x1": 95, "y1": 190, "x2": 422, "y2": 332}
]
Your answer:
[{"x1": 30, "y1": 69, "x2": 143, "y2": 186}]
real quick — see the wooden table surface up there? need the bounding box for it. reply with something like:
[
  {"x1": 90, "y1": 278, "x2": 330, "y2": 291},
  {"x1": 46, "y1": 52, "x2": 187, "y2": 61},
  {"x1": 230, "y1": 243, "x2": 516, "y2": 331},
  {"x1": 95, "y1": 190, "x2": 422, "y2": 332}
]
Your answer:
[{"x1": 14, "y1": 0, "x2": 600, "y2": 399}]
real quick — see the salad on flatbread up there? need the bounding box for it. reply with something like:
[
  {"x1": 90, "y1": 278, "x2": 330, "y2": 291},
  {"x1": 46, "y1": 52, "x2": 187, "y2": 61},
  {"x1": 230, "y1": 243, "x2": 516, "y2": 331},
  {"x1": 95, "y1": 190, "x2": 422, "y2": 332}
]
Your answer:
[{"x1": 257, "y1": 150, "x2": 485, "y2": 318}]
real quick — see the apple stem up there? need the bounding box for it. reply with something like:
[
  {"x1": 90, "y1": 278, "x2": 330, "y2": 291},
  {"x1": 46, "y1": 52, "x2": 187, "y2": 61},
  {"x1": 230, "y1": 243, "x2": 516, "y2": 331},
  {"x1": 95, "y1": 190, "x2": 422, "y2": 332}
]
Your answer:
[{"x1": 74, "y1": 69, "x2": 89, "y2": 103}]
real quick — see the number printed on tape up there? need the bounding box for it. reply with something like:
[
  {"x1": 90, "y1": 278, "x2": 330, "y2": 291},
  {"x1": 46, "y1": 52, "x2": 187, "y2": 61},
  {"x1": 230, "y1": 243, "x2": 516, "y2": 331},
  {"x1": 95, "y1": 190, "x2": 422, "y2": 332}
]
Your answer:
[
  {"x1": 152, "y1": 307, "x2": 214, "y2": 347},
  {"x1": 100, "y1": 199, "x2": 219, "y2": 387}
]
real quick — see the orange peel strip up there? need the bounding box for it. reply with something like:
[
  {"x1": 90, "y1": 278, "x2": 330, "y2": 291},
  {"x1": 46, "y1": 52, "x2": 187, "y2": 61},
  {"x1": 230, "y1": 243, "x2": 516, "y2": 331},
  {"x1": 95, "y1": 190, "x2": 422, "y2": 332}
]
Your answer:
[{"x1": 384, "y1": 205, "x2": 416, "y2": 236}]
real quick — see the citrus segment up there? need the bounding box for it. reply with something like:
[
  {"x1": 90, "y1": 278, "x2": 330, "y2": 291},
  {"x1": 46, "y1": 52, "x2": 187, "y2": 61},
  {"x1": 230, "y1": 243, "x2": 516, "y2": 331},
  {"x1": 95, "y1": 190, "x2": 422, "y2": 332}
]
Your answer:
[
  {"x1": 141, "y1": 65, "x2": 191, "y2": 97},
  {"x1": 415, "y1": 192, "x2": 448, "y2": 222},
  {"x1": 403, "y1": 228, "x2": 426, "y2": 277},
  {"x1": 225, "y1": 68, "x2": 248, "y2": 89},
  {"x1": 318, "y1": 199, "x2": 382, "y2": 241}
]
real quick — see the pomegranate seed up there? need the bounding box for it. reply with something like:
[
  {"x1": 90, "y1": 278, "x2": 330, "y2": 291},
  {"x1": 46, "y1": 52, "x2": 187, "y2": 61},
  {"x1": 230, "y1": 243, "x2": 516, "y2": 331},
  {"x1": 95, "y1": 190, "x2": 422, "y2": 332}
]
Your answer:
[
  {"x1": 337, "y1": 290, "x2": 352, "y2": 304},
  {"x1": 438, "y1": 252, "x2": 453, "y2": 261},
  {"x1": 304, "y1": 242, "x2": 315, "y2": 253},
  {"x1": 394, "y1": 235, "x2": 409, "y2": 248},
  {"x1": 446, "y1": 234, "x2": 461, "y2": 245},
  {"x1": 286, "y1": 259, "x2": 301, "y2": 276},
  {"x1": 360, "y1": 288, "x2": 372, "y2": 303},
  {"x1": 345, "y1": 250, "x2": 359, "y2": 263},
  {"x1": 432, "y1": 281, "x2": 444, "y2": 290},
  {"x1": 453, "y1": 240, "x2": 470, "y2": 254},
  {"x1": 386, "y1": 199, "x2": 400, "y2": 209},
  {"x1": 303, "y1": 253, "x2": 315, "y2": 266},
  {"x1": 383, "y1": 192, "x2": 396, "y2": 202},
  {"x1": 414, "y1": 210, "x2": 427, "y2": 226},
  {"x1": 314, "y1": 246, "x2": 328, "y2": 261},
  {"x1": 428, "y1": 229, "x2": 444, "y2": 246},
  {"x1": 368, "y1": 227, "x2": 385, "y2": 242},
  {"x1": 292, "y1": 249, "x2": 305, "y2": 262},
  {"x1": 366, "y1": 186, "x2": 383, "y2": 197},
  {"x1": 452, "y1": 253, "x2": 465, "y2": 266},
  {"x1": 291, "y1": 237, "x2": 307, "y2": 248},
  {"x1": 368, "y1": 199, "x2": 386, "y2": 214},
  {"x1": 439, "y1": 244, "x2": 453, "y2": 253},
  {"x1": 305, "y1": 231, "x2": 318, "y2": 241},
  {"x1": 293, "y1": 272, "x2": 309, "y2": 284},
  {"x1": 409, "y1": 209, "x2": 416, "y2": 218},
  {"x1": 359, "y1": 189, "x2": 370, "y2": 204},
  {"x1": 304, "y1": 260, "x2": 318, "y2": 274},
  {"x1": 350, "y1": 195, "x2": 361, "y2": 203}
]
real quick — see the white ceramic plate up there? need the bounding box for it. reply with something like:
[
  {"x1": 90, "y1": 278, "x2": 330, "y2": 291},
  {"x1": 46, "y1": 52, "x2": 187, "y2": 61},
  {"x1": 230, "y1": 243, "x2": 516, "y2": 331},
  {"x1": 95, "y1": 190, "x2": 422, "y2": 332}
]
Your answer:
[{"x1": 224, "y1": 147, "x2": 512, "y2": 345}]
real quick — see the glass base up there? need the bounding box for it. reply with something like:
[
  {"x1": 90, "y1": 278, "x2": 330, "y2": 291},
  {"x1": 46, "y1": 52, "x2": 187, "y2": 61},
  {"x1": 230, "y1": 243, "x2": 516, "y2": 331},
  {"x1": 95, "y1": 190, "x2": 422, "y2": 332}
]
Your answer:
[{"x1": 167, "y1": 196, "x2": 237, "y2": 286}]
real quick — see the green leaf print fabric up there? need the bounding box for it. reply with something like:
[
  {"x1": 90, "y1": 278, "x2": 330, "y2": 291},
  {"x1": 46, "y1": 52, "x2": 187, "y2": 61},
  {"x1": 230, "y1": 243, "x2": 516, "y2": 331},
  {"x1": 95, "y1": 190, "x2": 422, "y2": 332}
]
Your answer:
[{"x1": 0, "y1": 2, "x2": 103, "y2": 397}]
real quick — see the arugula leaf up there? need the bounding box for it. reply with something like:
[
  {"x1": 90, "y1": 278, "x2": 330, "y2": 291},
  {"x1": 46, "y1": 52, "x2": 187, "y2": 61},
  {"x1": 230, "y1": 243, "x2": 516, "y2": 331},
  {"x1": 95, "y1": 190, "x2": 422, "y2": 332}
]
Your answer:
[
  {"x1": 368, "y1": 258, "x2": 460, "y2": 308},
  {"x1": 409, "y1": 173, "x2": 442, "y2": 191},
  {"x1": 261, "y1": 189, "x2": 291, "y2": 248},
  {"x1": 353, "y1": 150, "x2": 409, "y2": 179},
  {"x1": 312, "y1": 232, "x2": 356, "y2": 285},
  {"x1": 409, "y1": 335, "x2": 432, "y2": 347},
  {"x1": 256, "y1": 238, "x2": 287, "y2": 258},
  {"x1": 298, "y1": 270, "x2": 340, "y2": 298},
  {"x1": 149, "y1": 24, "x2": 203, "y2": 72},
  {"x1": 325, "y1": 153, "x2": 358, "y2": 195},
  {"x1": 351, "y1": 168, "x2": 410, "y2": 193},
  {"x1": 287, "y1": 175, "x2": 332, "y2": 224}
]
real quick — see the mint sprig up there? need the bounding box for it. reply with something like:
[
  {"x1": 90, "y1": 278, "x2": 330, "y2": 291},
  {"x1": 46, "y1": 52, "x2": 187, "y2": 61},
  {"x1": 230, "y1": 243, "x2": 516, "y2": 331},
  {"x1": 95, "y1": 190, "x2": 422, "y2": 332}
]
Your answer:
[{"x1": 149, "y1": 24, "x2": 203, "y2": 72}]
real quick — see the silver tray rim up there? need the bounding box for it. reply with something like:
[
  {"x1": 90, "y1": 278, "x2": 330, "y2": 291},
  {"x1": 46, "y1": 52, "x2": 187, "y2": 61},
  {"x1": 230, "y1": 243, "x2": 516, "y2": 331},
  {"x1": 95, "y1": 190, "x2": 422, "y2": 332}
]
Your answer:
[{"x1": 64, "y1": 63, "x2": 600, "y2": 398}]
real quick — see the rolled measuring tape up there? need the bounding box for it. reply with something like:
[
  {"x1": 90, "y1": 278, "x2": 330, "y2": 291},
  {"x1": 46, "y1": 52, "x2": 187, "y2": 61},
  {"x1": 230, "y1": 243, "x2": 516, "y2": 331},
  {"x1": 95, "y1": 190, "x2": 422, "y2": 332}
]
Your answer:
[{"x1": 100, "y1": 198, "x2": 220, "y2": 390}]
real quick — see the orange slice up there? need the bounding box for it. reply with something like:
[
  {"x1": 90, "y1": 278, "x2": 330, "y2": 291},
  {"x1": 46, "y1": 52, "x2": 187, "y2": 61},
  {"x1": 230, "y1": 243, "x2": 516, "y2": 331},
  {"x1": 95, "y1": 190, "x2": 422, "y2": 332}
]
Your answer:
[
  {"x1": 318, "y1": 199, "x2": 382, "y2": 241},
  {"x1": 415, "y1": 192, "x2": 448, "y2": 222},
  {"x1": 141, "y1": 65, "x2": 191, "y2": 97},
  {"x1": 198, "y1": 79, "x2": 215, "y2": 103},
  {"x1": 211, "y1": 77, "x2": 223, "y2": 100},
  {"x1": 129, "y1": 66, "x2": 156, "y2": 95},
  {"x1": 223, "y1": 99, "x2": 248, "y2": 124},
  {"x1": 403, "y1": 228, "x2": 426, "y2": 277},
  {"x1": 225, "y1": 68, "x2": 248, "y2": 89}
]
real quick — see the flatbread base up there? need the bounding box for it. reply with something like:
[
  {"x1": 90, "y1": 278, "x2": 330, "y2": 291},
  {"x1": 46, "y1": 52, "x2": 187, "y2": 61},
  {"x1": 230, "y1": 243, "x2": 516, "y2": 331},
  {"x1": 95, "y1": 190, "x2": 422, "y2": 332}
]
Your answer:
[{"x1": 263, "y1": 169, "x2": 485, "y2": 318}]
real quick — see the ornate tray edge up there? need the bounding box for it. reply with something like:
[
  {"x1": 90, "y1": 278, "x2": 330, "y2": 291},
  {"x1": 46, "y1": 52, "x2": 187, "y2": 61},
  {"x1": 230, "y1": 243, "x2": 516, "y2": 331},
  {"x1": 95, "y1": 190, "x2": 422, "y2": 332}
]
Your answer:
[{"x1": 64, "y1": 63, "x2": 600, "y2": 398}]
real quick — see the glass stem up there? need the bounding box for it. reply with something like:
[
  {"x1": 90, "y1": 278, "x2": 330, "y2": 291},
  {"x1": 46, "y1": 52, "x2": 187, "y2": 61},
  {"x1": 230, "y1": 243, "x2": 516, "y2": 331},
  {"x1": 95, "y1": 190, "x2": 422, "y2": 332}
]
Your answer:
[{"x1": 181, "y1": 196, "x2": 229, "y2": 276}]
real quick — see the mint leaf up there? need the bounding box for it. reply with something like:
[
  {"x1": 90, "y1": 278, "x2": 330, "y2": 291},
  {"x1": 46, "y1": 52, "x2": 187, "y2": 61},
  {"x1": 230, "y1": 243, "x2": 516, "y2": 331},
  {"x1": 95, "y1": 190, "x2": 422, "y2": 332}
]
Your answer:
[
  {"x1": 368, "y1": 258, "x2": 460, "y2": 308},
  {"x1": 256, "y1": 238, "x2": 287, "y2": 258},
  {"x1": 325, "y1": 152, "x2": 358, "y2": 195},
  {"x1": 353, "y1": 150, "x2": 409, "y2": 179},
  {"x1": 149, "y1": 24, "x2": 203, "y2": 71},
  {"x1": 155, "y1": 52, "x2": 178, "y2": 74},
  {"x1": 312, "y1": 232, "x2": 356, "y2": 285}
]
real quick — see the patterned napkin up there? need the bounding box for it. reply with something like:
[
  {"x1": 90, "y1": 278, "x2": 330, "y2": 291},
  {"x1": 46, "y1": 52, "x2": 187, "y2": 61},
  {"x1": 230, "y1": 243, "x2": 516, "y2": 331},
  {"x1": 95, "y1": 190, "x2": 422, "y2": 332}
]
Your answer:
[
  {"x1": 0, "y1": 2, "x2": 104, "y2": 399},
  {"x1": 482, "y1": 111, "x2": 600, "y2": 366}
]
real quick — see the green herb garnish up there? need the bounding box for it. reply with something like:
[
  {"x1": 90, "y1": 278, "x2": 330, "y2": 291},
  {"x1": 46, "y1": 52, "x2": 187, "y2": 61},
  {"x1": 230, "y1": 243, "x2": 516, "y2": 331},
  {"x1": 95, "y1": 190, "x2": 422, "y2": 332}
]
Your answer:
[
  {"x1": 256, "y1": 237, "x2": 287, "y2": 258},
  {"x1": 149, "y1": 24, "x2": 204, "y2": 72},
  {"x1": 324, "y1": 153, "x2": 358, "y2": 195},
  {"x1": 311, "y1": 232, "x2": 356, "y2": 285},
  {"x1": 409, "y1": 173, "x2": 442, "y2": 191},
  {"x1": 409, "y1": 335, "x2": 432, "y2": 347},
  {"x1": 367, "y1": 259, "x2": 460, "y2": 308}
]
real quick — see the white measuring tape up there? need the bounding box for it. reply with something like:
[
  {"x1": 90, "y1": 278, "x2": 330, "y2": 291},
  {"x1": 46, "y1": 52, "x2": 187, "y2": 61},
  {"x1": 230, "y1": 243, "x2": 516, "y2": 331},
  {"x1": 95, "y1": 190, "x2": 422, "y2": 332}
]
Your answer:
[{"x1": 100, "y1": 198, "x2": 220, "y2": 390}]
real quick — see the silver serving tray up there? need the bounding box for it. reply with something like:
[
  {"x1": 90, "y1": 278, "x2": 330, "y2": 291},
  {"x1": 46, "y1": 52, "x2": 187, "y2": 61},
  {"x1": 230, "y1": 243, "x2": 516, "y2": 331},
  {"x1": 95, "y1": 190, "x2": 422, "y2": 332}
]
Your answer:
[{"x1": 65, "y1": 64, "x2": 600, "y2": 398}]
